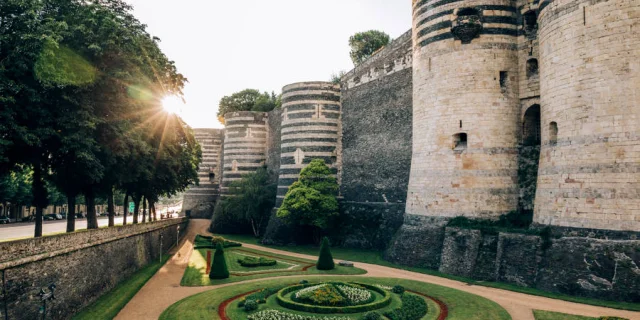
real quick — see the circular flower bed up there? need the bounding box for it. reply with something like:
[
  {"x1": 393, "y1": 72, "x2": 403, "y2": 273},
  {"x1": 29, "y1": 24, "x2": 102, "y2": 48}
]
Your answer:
[{"x1": 275, "y1": 282, "x2": 391, "y2": 314}]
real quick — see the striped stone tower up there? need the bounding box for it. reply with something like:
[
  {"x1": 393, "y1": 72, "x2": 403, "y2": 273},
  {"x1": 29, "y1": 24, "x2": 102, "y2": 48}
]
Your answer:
[
  {"x1": 276, "y1": 82, "x2": 342, "y2": 207},
  {"x1": 220, "y1": 112, "x2": 269, "y2": 195},
  {"x1": 534, "y1": 0, "x2": 640, "y2": 231},
  {"x1": 181, "y1": 129, "x2": 223, "y2": 218},
  {"x1": 406, "y1": 0, "x2": 521, "y2": 219}
]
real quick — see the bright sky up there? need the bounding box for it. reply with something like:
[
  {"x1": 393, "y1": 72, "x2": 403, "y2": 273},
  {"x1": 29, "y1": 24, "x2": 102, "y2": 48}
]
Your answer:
[{"x1": 125, "y1": 0, "x2": 411, "y2": 129}]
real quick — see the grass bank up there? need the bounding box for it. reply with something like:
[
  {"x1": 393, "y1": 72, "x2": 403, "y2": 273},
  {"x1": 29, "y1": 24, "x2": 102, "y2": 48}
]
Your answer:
[
  {"x1": 216, "y1": 233, "x2": 640, "y2": 312},
  {"x1": 73, "y1": 255, "x2": 171, "y2": 320}
]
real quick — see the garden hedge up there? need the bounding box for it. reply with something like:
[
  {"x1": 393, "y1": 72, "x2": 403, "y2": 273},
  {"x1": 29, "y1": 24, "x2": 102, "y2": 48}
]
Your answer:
[{"x1": 276, "y1": 283, "x2": 391, "y2": 314}]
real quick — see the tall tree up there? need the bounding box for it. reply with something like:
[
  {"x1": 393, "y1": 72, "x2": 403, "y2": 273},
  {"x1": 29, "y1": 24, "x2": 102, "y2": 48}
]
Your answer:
[
  {"x1": 349, "y1": 30, "x2": 390, "y2": 66},
  {"x1": 223, "y1": 167, "x2": 276, "y2": 237},
  {"x1": 276, "y1": 159, "x2": 339, "y2": 243}
]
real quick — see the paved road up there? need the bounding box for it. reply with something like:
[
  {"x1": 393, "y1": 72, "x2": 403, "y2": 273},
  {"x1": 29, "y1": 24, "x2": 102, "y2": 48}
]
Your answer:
[
  {"x1": 0, "y1": 216, "x2": 127, "y2": 241},
  {"x1": 116, "y1": 220, "x2": 640, "y2": 320}
]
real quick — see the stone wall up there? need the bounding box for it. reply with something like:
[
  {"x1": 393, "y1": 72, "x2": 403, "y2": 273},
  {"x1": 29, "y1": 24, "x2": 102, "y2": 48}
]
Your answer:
[
  {"x1": 386, "y1": 221, "x2": 640, "y2": 302},
  {"x1": 534, "y1": 0, "x2": 640, "y2": 230},
  {"x1": 407, "y1": 0, "x2": 521, "y2": 219},
  {"x1": 0, "y1": 218, "x2": 188, "y2": 320},
  {"x1": 182, "y1": 128, "x2": 224, "y2": 219},
  {"x1": 337, "y1": 30, "x2": 413, "y2": 249}
]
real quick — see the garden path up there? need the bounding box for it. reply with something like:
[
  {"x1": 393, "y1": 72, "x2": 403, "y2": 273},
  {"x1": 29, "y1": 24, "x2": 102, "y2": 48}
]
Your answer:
[{"x1": 115, "y1": 220, "x2": 640, "y2": 320}]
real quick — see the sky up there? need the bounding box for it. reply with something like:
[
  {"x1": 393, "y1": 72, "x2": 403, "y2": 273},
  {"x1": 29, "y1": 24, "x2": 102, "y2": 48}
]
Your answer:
[{"x1": 124, "y1": 0, "x2": 412, "y2": 128}]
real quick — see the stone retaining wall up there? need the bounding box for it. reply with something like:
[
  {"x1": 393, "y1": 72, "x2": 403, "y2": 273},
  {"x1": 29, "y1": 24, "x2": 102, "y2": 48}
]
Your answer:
[{"x1": 0, "y1": 218, "x2": 188, "y2": 320}]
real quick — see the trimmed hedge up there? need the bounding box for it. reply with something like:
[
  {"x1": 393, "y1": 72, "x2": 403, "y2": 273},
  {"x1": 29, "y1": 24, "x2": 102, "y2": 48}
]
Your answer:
[
  {"x1": 239, "y1": 287, "x2": 282, "y2": 307},
  {"x1": 237, "y1": 256, "x2": 277, "y2": 267},
  {"x1": 194, "y1": 234, "x2": 242, "y2": 249},
  {"x1": 317, "y1": 237, "x2": 335, "y2": 270},
  {"x1": 383, "y1": 294, "x2": 428, "y2": 320},
  {"x1": 276, "y1": 282, "x2": 391, "y2": 314},
  {"x1": 209, "y1": 243, "x2": 230, "y2": 279}
]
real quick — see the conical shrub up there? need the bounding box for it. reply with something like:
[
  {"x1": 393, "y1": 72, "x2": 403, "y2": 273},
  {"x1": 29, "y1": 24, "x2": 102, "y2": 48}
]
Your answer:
[
  {"x1": 209, "y1": 242, "x2": 230, "y2": 279},
  {"x1": 316, "y1": 237, "x2": 335, "y2": 270}
]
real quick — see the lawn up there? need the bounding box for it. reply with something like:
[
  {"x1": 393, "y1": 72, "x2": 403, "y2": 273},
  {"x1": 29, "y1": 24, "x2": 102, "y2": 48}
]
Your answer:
[
  {"x1": 181, "y1": 246, "x2": 367, "y2": 286},
  {"x1": 216, "y1": 233, "x2": 640, "y2": 312},
  {"x1": 533, "y1": 310, "x2": 596, "y2": 320},
  {"x1": 160, "y1": 276, "x2": 511, "y2": 320},
  {"x1": 73, "y1": 255, "x2": 170, "y2": 320}
]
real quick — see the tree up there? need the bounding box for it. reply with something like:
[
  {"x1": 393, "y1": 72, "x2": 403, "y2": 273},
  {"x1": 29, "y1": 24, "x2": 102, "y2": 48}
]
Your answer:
[
  {"x1": 223, "y1": 167, "x2": 276, "y2": 237},
  {"x1": 349, "y1": 30, "x2": 390, "y2": 66},
  {"x1": 216, "y1": 89, "x2": 281, "y2": 123},
  {"x1": 209, "y1": 243, "x2": 230, "y2": 279},
  {"x1": 330, "y1": 70, "x2": 347, "y2": 84},
  {"x1": 316, "y1": 237, "x2": 335, "y2": 270},
  {"x1": 276, "y1": 159, "x2": 339, "y2": 243}
]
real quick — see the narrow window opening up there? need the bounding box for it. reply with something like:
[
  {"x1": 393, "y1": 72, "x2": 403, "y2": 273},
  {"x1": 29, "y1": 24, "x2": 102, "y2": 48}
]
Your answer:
[
  {"x1": 499, "y1": 71, "x2": 508, "y2": 93},
  {"x1": 209, "y1": 172, "x2": 215, "y2": 182},
  {"x1": 526, "y1": 59, "x2": 538, "y2": 78},
  {"x1": 453, "y1": 133, "x2": 468, "y2": 151},
  {"x1": 459, "y1": 120, "x2": 463, "y2": 129},
  {"x1": 522, "y1": 105, "x2": 541, "y2": 146},
  {"x1": 232, "y1": 160, "x2": 238, "y2": 173},
  {"x1": 523, "y1": 11, "x2": 538, "y2": 36},
  {"x1": 549, "y1": 122, "x2": 558, "y2": 146}
]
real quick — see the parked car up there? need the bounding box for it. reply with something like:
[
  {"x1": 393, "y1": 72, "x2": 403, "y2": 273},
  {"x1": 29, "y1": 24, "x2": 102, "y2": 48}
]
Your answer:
[
  {"x1": 44, "y1": 213, "x2": 62, "y2": 220},
  {"x1": 60, "y1": 213, "x2": 67, "y2": 219},
  {"x1": 76, "y1": 212, "x2": 85, "y2": 219},
  {"x1": 0, "y1": 216, "x2": 12, "y2": 224}
]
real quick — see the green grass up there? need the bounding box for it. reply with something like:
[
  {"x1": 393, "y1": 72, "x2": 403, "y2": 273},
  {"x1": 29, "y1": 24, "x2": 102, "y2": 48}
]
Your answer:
[
  {"x1": 533, "y1": 310, "x2": 596, "y2": 320},
  {"x1": 160, "y1": 277, "x2": 511, "y2": 320},
  {"x1": 216, "y1": 233, "x2": 640, "y2": 312},
  {"x1": 73, "y1": 255, "x2": 171, "y2": 320},
  {"x1": 181, "y1": 246, "x2": 367, "y2": 286}
]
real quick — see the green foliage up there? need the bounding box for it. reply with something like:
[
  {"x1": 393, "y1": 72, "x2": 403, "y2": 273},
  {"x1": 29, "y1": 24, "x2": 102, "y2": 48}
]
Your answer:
[
  {"x1": 300, "y1": 280, "x2": 309, "y2": 284},
  {"x1": 391, "y1": 285, "x2": 405, "y2": 295},
  {"x1": 217, "y1": 89, "x2": 281, "y2": 123},
  {"x1": 243, "y1": 299, "x2": 258, "y2": 312},
  {"x1": 330, "y1": 70, "x2": 347, "y2": 84},
  {"x1": 222, "y1": 167, "x2": 276, "y2": 237},
  {"x1": 295, "y1": 285, "x2": 346, "y2": 306},
  {"x1": 362, "y1": 312, "x2": 382, "y2": 320},
  {"x1": 239, "y1": 287, "x2": 281, "y2": 306},
  {"x1": 384, "y1": 294, "x2": 428, "y2": 320},
  {"x1": 35, "y1": 40, "x2": 97, "y2": 86},
  {"x1": 276, "y1": 283, "x2": 392, "y2": 314},
  {"x1": 598, "y1": 317, "x2": 629, "y2": 320},
  {"x1": 277, "y1": 159, "x2": 339, "y2": 240},
  {"x1": 317, "y1": 237, "x2": 335, "y2": 270},
  {"x1": 237, "y1": 256, "x2": 277, "y2": 267},
  {"x1": 209, "y1": 243, "x2": 230, "y2": 279},
  {"x1": 349, "y1": 30, "x2": 390, "y2": 66},
  {"x1": 447, "y1": 210, "x2": 535, "y2": 235}
]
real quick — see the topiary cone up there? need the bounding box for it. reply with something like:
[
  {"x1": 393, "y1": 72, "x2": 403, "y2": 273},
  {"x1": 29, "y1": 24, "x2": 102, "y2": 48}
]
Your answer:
[
  {"x1": 209, "y1": 242, "x2": 230, "y2": 279},
  {"x1": 316, "y1": 237, "x2": 335, "y2": 270}
]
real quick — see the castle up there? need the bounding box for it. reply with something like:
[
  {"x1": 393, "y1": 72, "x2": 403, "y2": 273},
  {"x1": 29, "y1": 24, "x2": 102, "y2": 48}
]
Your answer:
[{"x1": 182, "y1": 0, "x2": 639, "y2": 301}]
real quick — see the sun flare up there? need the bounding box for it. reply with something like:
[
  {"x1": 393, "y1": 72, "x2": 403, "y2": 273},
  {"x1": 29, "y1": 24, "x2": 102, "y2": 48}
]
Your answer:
[{"x1": 162, "y1": 96, "x2": 184, "y2": 114}]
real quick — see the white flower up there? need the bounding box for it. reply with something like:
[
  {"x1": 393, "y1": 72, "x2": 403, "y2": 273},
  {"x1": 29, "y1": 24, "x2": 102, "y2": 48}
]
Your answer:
[
  {"x1": 374, "y1": 285, "x2": 393, "y2": 290},
  {"x1": 248, "y1": 310, "x2": 350, "y2": 320},
  {"x1": 294, "y1": 284, "x2": 327, "y2": 299},
  {"x1": 335, "y1": 285, "x2": 371, "y2": 304}
]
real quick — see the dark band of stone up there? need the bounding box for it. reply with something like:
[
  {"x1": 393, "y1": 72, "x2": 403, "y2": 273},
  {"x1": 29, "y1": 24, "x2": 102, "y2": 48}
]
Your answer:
[
  {"x1": 283, "y1": 86, "x2": 340, "y2": 95},
  {"x1": 223, "y1": 152, "x2": 265, "y2": 156},
  {"x1": 281, "y1": 137, "x2": 338, "y2": 144},
  {"x1": 281, "y1": 130, "x2": 338, "y2": 136},
  {"x1": 280, "y1": 156, "x2": 336, "y2": 166},
  {"x1": 418, "y1": 28, "x2": 517, "y2": 47},
  {"x1": 282, "y1": 94, "x2": 340, "y2": 104},
  {"x1": 282, "y1": 122, "x2": 338, "y2": 129},
  {"x1": 281, "y1": 146, "x2": 336, "y2": 153}
]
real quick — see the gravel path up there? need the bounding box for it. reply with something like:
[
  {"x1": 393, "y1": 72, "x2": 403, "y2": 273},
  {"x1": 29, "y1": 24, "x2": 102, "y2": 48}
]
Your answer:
[{"x1": 115, "y1": 220, "x2": 640, "y2": 320}]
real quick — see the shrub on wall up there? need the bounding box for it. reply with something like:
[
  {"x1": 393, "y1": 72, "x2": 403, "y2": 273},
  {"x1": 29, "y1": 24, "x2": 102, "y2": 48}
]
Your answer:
[
  {"x1": 209, "y1": 243, "x2": 230, "y2": 279},
  {"x1": 317, "y1": 237, "x2": 335, "y2": 270}
]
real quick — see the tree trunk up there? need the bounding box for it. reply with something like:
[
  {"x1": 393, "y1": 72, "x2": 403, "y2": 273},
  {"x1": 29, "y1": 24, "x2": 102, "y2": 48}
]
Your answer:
[
  {"x1": 53, "y1": 204, "x2": 57, "y2": 215},
  {"x1": 142, "y1": 196, "x2": 147, "y2": 223},
  {"x1": 107, "y1": 187, "x2": 115, "y2": 227},
  {"x1": 133, "y1": 194, "x2": 140, "y2": 224},
  {"x1": 66, "y1": 195, "x2": 76, "y2": 232},
  {"x1": 32, "y1": 165, "x2": 47, "y2": 238},
  {"x1": 123, "y1": 192, "x2": 129, "y2": 225},
  {"x1": 85, "y1": 189, "x2": 98, "y2": 229},
  {"x1": 149, "y1": 200, "x2": 156, "y2": 222}
]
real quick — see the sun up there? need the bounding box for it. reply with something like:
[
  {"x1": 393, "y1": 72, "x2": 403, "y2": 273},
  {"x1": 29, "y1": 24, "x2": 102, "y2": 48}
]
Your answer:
[{"x1": 162, "y1": 95, "x2": 184, "y2": 114}]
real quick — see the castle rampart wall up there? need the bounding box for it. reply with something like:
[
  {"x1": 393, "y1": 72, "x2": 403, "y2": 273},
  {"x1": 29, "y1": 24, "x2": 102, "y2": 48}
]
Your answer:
[{"x1": 534, "y1": 0, "x2": 640, "y2": 231}]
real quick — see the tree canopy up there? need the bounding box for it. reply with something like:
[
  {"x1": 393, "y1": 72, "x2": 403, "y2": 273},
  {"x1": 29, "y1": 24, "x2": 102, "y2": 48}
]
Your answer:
[
  {"x1": 348, "y1": 30, "x2": 391, "y2": 66},
  {"x1": 217, "y1": 89, "x2": 281, "y2": 123},
  {"x1": 276, "y1": 159, "x2": 338, "y2": 242},
  {"x1": 0, "y1": 0, "x2": 200, "y2": 235}
]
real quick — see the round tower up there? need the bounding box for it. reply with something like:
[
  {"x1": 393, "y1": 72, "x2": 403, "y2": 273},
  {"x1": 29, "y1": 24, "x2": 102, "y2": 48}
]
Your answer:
[
  {"x1": 406, "y1": 0, "x2": 521, "y2": 219},
  {"x1": 276, "y1": 82, "x2": 342, "y2": 207},
  {"x1": 535, "y1": 0, "x2": 640, "y2": 231},
  {"x1": 220, "y1": 111, "x2": 268, "y2": 195}
]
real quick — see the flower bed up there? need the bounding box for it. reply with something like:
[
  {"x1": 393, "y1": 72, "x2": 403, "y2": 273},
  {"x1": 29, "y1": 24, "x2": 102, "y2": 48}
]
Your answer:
[
  {"x1": 247, "y1": 310, "x2": 351, "y2": 320},
  {"x1": 276, "y1": 282, "x2": 392, "y2": 314}
]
